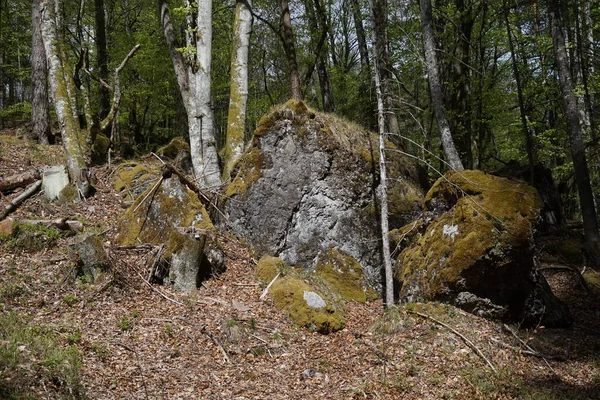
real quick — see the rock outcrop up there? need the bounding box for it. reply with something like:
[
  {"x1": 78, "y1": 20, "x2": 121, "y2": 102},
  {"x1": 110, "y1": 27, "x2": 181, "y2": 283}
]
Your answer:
[
  {"x1": 394, "y1": 170, "x2": 571, "y2": 327},
  {"x1": 116, "y1": 173, "x2": 224, "y2": 291},
  {"x1": 225, "y1": 100, "x2": 423, "y2": 287}
]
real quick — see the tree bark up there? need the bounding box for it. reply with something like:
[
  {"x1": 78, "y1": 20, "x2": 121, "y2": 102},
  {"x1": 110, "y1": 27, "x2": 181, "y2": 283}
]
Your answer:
[
  {"x1": 420, "y1": 0, "x2": 464, "y2": 170},
  {"x1": 350, "y1": 0, "x2": 370, "y2": 70},
  {"x1": 94, "y1": 0, "x2": 110, "y2": 123},
  {"x1": 31, "y1": 0, "x2": 51, "y2": 145},
  {"x1": 371, "y1": 0, "x2": 399, "y2": 142},
  {"x1": 504, "y1": 3, "x2": 534, "y2": 181},
  {"x1": 369, "y1": 0, "x2": 394, "y2": 308},
  {"x1": 281, "y1": 0, "x2": 302, "y2": 100},
  {"x1": 223, "y1": 0, "x2": 252, "y2": 181},
  {"x1": 157, "y1": 0, "x2": 221, "y2": 188},
  {"x1": 41, "y1": 0, "x2": 92, "y2": 197},
  {"x1": 549, "y1": 0, "x2": 600, "y2": 264}
]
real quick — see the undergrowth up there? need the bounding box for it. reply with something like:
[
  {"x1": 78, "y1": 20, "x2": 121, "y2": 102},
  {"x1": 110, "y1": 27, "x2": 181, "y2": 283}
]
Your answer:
[{"x1": 0, "y1": 312, "x2": 84, "y2": 399}]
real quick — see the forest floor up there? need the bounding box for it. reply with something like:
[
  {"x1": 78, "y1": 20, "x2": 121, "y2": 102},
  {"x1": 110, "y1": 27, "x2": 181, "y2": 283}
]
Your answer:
[{"x1": 1, "y1": 131, "x2": 600, "y2": 400}]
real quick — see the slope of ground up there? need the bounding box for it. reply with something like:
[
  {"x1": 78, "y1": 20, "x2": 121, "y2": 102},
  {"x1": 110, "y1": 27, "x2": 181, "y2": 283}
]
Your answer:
[{"x1": 1, "y1": 132, "x2": 599, "y2": 399}]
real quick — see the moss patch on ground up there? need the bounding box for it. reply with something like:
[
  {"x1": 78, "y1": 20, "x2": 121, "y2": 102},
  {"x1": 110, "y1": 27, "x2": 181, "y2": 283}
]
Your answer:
[
  {"x1": 397, "y1": 170, "x2": 543, "y2": 300},
  {"x1": 1, "y1": 222, "x2": 63, "y2": 252},
  {"x1": 256, "y1": 255, "x2": 287, "y2": 283}
]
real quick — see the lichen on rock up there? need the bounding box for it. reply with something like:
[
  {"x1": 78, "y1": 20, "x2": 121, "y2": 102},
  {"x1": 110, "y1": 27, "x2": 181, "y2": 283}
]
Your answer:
[{"x1": 113, "y1": 162, "x2": 160, "y2": 202}]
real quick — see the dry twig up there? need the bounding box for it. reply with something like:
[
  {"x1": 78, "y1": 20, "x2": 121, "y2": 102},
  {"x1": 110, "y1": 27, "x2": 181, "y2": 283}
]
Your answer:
[{"x1": 407, "y1": 310, "x2": 497, "y2": 373}]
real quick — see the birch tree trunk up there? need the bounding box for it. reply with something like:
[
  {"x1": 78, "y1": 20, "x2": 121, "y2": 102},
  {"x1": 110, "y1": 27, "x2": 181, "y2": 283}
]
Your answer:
[
  {"x1": 549, "y1": 0, "x2": 600, "y2": 265},
  {"x1": 223, "y1": 0, "x2": 252, "y2": 181},
  {"x1": 420, "y1": 0, "x2": 464, "y2": 170},
  {"x1": 41, "y1": 0, "x2": 92, "y2": 197},
  {"x1": 369, "y1": 0, "x2": 394, "y2": 308},
  {"x1": 157, "y1": 0, "x2": 221, "y2": 189},
  {"x1": 31, "y1": 0, "x2": 51, "y2": 145}
]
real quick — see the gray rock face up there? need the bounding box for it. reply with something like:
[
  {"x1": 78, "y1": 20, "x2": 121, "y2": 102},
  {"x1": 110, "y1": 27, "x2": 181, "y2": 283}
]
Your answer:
[{"x1": 225, "y1": 101, "x2": 423, "y2": 286}]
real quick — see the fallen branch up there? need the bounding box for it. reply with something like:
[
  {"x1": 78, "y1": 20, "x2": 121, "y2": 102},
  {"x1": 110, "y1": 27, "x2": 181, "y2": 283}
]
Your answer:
[
  {"x1": 177, "y1": 316, "x2": 231, "y2": 364},
  {"x1": 112, "y1": 342, "x2": 150, "y2": 400},
  {"x1": 0, "y1": 169, "x2": 40, "y2": 192},
  {"x1": 407, "y1": 309, "x2": 497, "y2": 373},
  {"x1": 538, "y1": 266, "x2": 589, "y2": 292},
  {"x1": 134, "y1": 268, "x2": 184, "y2": 306},
  {"x1": 1, "y1": 180, "x2": 42, "y2": 220},
  {"x1": 260, "y1": 272, "x2": 281, "y2": 300},
  {"x1": 502, "y1": 324, "x2": 558, "y2": 372}
]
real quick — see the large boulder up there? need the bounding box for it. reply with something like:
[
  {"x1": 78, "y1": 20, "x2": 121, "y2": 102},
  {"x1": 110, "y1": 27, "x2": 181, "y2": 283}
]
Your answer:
[
  {"x1": 394, "y1": 170, "x2": 571, "y2": 327},
  {"x1": 224, "y1": 100, "x2": 423, "y2": 287}
]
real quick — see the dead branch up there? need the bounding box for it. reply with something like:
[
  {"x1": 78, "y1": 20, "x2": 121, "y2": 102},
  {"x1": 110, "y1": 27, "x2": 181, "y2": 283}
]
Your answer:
[
  {"x1": 177, "y1": 316, "x2": 231, "y2": 363},
  {"x1": 1, "y1": 180, "x2": 42, "y2": 220},
  {"x1": 134, "y1": 268, "x2": 185, "y2": 307},
  {"x1": 112, "y1": 342, "x2": 150, "y2": 400},
  {"x1": 260, "y1": 272, "x2": 281, "y2": 300},
  {"x1": 161, "y1": 162, "x2": 211, "y2": 206},
  {"x1": 0, "y1": 169, "x2": 40, "y2": 192},
  {"x1": 407, "y1": 310, "x2": 497, "y2": 373},
  {"x1": 538, "y1": 266, "x2": 589, "y2": 292}
]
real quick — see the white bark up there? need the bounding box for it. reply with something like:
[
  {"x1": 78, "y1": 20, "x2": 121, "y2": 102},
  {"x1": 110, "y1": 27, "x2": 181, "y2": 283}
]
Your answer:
[
  {"x1": 370, "y1": 0, "x2": 394, "y2": 308},
  {"x1": 157, "y1": 0, "x2": 221, "y2": 189},
  {"x1": 223, "y1": 0, "x2": 252, "y2": 181},
  {"x1": 40, "y1": 0, "x2": 91, "y2": 197}
]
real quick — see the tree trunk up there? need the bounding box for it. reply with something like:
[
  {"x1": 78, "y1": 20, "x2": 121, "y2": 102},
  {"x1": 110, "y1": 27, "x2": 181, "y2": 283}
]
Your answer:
[
  {"x1": 94, "y1": 0, "x2": 110, "y2": 123},
  {"x1": 351, "y1": 0, "x2": 370, "y2": 70},
  {"x1": 281, "y1": 0, "x2": 302, "y2": 100},
  {"x1": 157, "y1": 0, "x2": 221, "y2": 188},
  {"x1": 371, "y1": 0, "x2": 399, "y2": 141},
  {"x1": 369, "y1": 0, "x2": 394, "y2": 308},
  {"x1": 549, "y1": 0, "x2": 600, "y2": 264},
  {"x1": 41, "y1": 0, "x2": 92, "y2": 197},
  {"x1": 31, "y1": 0, "x2": 51, "y2": 145},
  {"x1": 223, "y1": 0, "x2": 252, "y2": 181},
  {"x1": 420, "y1": 0, "x2": 464, "y2": 170},
  {"x1": 504, "y1": 3, "x2": 534, "y2": 181}
]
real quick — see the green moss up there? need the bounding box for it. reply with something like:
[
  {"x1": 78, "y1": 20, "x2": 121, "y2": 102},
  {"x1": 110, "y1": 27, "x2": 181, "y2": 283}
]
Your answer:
[
  {"x1": 158, "y1": 136, "x2": 190, "y2": 159},
  {"x1": 115, "y1": 175, "x2": 213, "y2": 245},
  {"x1": 58, "y1": 184, "x2": 79, "y2": 204},
  {"x1": 91, "y1": 133, "x2": 110, "y2": 165},
  {"x1": 113, "y1": 162, "x2": 159, "y2": 200},
  {"x1": 256, "y1": 256, "x2": 287, "y2": 283},
  {"x1": 224, "y1": 147, "x2": 264, "y2": 198},
  {"x1": 4, "y1": 222, "x2": 63, "y2": 252},
  {"x1": 583, "y1": 271, "x2": 600, "y2": 292},
  {"x1": 283, "y1": 99, "x2": 309, "y2": 115},
  {"x1": 315, "y1": 248, "x2": 369, "y2": 302},
  {"x1": 398, "y1": 170, "x2": 543, "y2": 299},
  {"x1": 270, "y1": 273, "x2": 345, "y2": 334}
]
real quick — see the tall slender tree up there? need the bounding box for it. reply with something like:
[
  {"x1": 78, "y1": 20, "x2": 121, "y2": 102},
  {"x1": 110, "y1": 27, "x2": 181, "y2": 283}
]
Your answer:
[
  {"x1": 31, "y1": 0, "x2": 50, "y2": 145},
  {"x1": 548, "y1": 0, "x2": 600, "y2": 264},
  {"x1": 281, "y1": 0, "x2": 302, "y2": 100},
  {"x1": 420, "y1": 0, "x2": 464, "y2": 170}
]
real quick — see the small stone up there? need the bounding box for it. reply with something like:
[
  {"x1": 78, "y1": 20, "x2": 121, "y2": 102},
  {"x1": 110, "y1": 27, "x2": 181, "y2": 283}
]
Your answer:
[{"x1": 303, "y1": 290, "x2": 326, "y2": 309}]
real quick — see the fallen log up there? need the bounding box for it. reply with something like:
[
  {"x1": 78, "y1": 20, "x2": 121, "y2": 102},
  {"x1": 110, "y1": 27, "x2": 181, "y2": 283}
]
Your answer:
[
  {"x1": 0, "y1": 169, "x2": 40, "y2": 193},
  {"x1": 0, "y1": 180, "x2": 42, "y2": 220}
]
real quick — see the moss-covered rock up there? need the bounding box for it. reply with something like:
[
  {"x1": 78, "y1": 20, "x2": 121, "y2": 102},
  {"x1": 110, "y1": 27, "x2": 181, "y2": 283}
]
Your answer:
[
  {"x1": 396, "y1": 170, "x2": 571, "y2": 327},
  {"x1": 315, "y1": 247, "x2": 377, "y2": 302},
  {"x1": 1, "y1": 222, "x2": 62, "y2": 252},
  {"x1": 58, "y1": 184, "x2": 79, "y2": 204},
  {"x1": 91, "y1": 133, "x2": 110, "y2": 165},
  {"x1": 583, "y1": 270, "x2": 600, "y2": 292},
  {"x1": 113, "y1": 162, "x2": 160, "y2": 201},
  {"x1": 158, "y1": 137, "x2": 190, "y2": 158},
  {"x1": 256, "y1": 255, "x2": 287, "y2": 283},
  {"x1": 224, "y1": 100, "x2": 423, "y2": 289},
  {"x1": 270, "y1": 273, "x2": 345, "y2": 334},
  {"x1": 116, "y1": 175, "x2": 213, "y2": 245}
]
